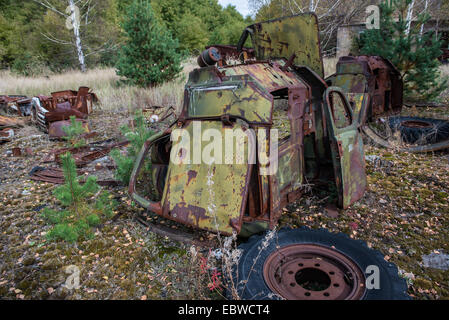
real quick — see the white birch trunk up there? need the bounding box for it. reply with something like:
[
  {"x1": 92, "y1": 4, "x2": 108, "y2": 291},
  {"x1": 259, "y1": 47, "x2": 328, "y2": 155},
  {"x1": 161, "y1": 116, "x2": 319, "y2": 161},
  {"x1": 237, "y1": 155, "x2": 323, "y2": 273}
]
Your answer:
[
  {"x1": 406, "y1": 0, "x2": 416, "y2": 35},
  {"x1": 309, "y1": 0, "x2": 314, "y2": 12},
  {"x1": 68, "y1": 0, "x2": 86, "y2": 72},
  {"x1": 420, "y1": 0, "x2": 429, "y2": 36}
]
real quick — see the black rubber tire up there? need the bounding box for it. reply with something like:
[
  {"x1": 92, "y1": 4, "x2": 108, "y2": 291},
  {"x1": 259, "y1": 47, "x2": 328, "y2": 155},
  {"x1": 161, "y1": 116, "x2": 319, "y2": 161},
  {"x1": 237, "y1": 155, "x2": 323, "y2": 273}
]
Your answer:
[
  {"x1": 388, "y1": 116, "x2": 449, "y2": 145},
  {"x1": 232, "y1": 227, "x2": 410, "y2": 300}
]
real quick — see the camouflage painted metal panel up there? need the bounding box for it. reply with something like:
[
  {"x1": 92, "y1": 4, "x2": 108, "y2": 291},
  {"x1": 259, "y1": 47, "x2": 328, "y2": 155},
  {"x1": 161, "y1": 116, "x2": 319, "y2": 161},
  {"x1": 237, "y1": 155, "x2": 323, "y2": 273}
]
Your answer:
[
  {"x1": 346, "y1": 93, "x2": 369, "y2": 124},
  {"x1": 331, "y1": 74, "x2": 367, "y2": 94},
  {"x1": 187, "y1": 79, "x2": 273, "y2": 123},
  {"x1": 223, "y1": 62, "x2": 305, "y2": 93},
  {"x1": 186, "y1": 67, "x2": 223, "y2": 87},
  {"x1": 248, "y1": 13, "x2": 324, "y2": 78},
  {"x1": 161, "y1": 120, "x2": 252, "y2": 235},
  {"x1": 335, "y1": 130, "x2": 367, "y2": 209},
  {"x1": 323, "y1": 87, "x2": 367, "y2": 209},
  {"x1": 276, "y1": 146, "x2": 301, "y2": 192}
]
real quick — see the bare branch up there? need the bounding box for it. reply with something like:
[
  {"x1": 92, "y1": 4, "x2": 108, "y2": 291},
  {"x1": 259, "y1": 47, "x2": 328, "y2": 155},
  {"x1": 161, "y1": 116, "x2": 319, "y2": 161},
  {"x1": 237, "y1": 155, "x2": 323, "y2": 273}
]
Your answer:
[
  {"x1": 318, "y1": 0, "x2": 342, "y2": 19},
  {"x1": 33, "y1": 0, "x2": 67, "y2": 17},
  {"x1": 41, "y1": 32, "x2": 72, "y2": 45}
]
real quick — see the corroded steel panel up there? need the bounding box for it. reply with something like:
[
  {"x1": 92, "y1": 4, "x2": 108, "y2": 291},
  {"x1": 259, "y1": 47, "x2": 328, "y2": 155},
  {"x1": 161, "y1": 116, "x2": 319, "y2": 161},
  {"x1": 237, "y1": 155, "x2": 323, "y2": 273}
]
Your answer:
[
  {"x1": 323, "y1": 88, "x2": 367, "y2": 209},
  {"x1": 249, "y1": 14, "x2": 324, "y2": 78},
  {"x1": 161, "y1": 121, "x2": 252, "y2": 235},
  {"x1": 187, "y1": 79, "x2": 273, "y2": 123},
  {"x1": 223, "y1": 62, "x2": 306, "y2": 92}
]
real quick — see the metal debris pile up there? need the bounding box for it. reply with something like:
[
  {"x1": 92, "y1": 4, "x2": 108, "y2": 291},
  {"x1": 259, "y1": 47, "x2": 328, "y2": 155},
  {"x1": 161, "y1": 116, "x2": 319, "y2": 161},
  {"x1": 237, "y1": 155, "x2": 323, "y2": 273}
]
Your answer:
[
  {"x1": 30, "y1": 87, "x2": 98, "y2": 138},
  {"x1": 1, "y1": 87, "x2": 98, "y2": 142},
  {"x1": 1, "y1": 86, "x2": 130, "y2": 187},
  {"x1": 28, "y1": 139, "x2": 129, "y2": 186},
  {"x1": 0, "y1": 115, "x2": 25, "y2": 144}
]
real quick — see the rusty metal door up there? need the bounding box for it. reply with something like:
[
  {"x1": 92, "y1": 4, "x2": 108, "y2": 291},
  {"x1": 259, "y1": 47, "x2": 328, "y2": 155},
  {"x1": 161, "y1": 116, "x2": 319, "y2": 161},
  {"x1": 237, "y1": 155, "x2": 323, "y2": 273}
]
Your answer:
[{"x1": 323, "y1": 87, "x2": 367, "y2": 209}]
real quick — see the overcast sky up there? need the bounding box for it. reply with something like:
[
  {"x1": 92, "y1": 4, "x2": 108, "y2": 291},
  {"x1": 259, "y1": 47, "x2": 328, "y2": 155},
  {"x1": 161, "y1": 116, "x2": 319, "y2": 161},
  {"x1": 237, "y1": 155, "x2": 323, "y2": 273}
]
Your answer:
[{"x1": 218, "y1": 0, "x2": 252, "y2": 17}]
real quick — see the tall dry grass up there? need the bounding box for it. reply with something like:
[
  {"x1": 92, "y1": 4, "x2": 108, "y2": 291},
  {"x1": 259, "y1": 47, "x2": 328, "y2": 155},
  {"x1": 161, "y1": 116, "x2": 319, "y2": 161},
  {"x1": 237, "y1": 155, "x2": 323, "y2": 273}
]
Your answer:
[
  {"x1": 2, "y1": 56, "x2": 445, "y2": 113},
  {"x1": 0, "y1": 58, "x2": 197, "y2": 113}
]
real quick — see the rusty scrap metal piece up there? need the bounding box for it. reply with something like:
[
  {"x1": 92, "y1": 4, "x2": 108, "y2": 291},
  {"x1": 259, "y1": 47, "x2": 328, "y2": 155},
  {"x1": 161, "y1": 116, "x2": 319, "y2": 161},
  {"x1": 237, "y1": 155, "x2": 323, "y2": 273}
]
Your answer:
[
  {"x1": 30, "y1": 87, "x2": 98, "y2": 136},
  {"x1": 48, "y1": 119, "x2": 90, "y2": 139},
  {"x1": 43, "y1": 140, "x2": 129, "y2": 166},
  {"x1": 0, "y1": 95, "x2": 31, "y2": 116},
  {"x1": 0, "y1": 128, "x2": 14, "y2": 143},
  {"x1": 0, "y1": 115, "x2": 25, "y2": 128},
  {"x1": 29, "y1": 166, "x2": 119, "y2": 186},
  {"x1": 45, "y1": 109, "x2": 87, "y2": 122}
]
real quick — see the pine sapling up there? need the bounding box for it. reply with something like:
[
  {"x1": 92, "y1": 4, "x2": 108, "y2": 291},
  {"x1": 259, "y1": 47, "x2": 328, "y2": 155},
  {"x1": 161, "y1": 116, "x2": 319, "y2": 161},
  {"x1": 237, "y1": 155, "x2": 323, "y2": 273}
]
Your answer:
[
  {"x1": 42, "y1": 152, "x2": 117, "y2": 242},
  {"x1": 111, "y1": 111, "x2": 155, "y2": 185},
  {"x1": 62, "y1": 116, "x2": 88, "y2": 148},
  {"x1": 55, "y1": 152, "x2": 99, "y2": 218},
  {"x1": 358, "y1": 0, "x2": 448, "y2": 102}
]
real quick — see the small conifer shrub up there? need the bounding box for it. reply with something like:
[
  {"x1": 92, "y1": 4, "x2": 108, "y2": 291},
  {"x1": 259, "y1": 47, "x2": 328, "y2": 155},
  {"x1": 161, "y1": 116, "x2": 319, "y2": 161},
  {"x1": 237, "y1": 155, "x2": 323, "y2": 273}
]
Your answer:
[
  {"x1": 62, "y1": 116, "x2": 88, "y2": 148},
  {"x1": 110, "y1": 111, "x2": 155, "y2": 185},
  {"x1": 115, "y1": 0, "x2": 184, "y2": 87},
  {"x1": 42, "y1": 152, "x2": 117, "y2": 242},
  {"x1": 358, "y1": 0, "x2": 447, "y2": 101}
]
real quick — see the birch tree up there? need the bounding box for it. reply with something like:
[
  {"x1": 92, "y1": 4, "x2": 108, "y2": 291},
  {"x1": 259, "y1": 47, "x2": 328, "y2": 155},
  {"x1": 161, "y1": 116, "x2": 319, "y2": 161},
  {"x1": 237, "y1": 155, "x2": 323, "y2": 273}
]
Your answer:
[
  {"x1": 406, "y1": 0, "x2": 416, "y2": 35},
  {"x1": 32, "y1": 0, "x2": 119, "y2": 72},
  {"x1": 32, "y1": 0, "x2": 88, "y2": 71},
  {"x1": 67, "y1": 0, "x2": 85, "y2": 72},
  {"x1": 420, "y1": 0, "x2": 428, "y2": 35}
]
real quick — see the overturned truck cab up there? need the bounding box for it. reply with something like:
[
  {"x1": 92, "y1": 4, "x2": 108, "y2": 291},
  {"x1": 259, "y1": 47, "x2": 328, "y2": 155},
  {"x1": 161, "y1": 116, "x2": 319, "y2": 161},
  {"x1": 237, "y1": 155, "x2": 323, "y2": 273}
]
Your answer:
[{"x1": 129, "y1": 13, "x2": 368, "y2": 238}]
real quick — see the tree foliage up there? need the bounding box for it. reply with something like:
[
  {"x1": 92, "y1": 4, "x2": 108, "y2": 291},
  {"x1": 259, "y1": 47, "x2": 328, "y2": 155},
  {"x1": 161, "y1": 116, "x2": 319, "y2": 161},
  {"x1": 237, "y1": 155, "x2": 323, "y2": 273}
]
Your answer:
[
  {"x1": 62, "y1": 116, "x2": 88, "y2": 147},
  {"x1": 110, "y1": 111, "x2": 155, "y2": 185},
  {"x1": 358, "y1": 0, "x2": 447, "y2": 101},
  {"x1": 152, "y1": 0, "x2": 252, "y2": 53},
  {"x1": 0, "y1": 0, "x2": 252, "y2": 73},
  {"x1": 115, "y1": 0, "x2": 184, "y2": 87}
]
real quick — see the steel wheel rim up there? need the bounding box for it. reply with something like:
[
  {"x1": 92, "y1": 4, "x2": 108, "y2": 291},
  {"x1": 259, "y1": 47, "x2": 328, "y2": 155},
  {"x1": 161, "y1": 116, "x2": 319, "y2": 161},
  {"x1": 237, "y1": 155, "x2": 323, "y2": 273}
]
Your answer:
[{"x1": 263, "y1": 244, "x2": 366, "y2": 300}]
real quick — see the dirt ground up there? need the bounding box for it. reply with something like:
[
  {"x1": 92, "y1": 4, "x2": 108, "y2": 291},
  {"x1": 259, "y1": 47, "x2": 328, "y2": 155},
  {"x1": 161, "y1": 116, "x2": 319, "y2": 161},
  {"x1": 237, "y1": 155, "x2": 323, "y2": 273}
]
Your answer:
[{"x1": 0, "y1": 105, "x2": 448, "y2": 300}]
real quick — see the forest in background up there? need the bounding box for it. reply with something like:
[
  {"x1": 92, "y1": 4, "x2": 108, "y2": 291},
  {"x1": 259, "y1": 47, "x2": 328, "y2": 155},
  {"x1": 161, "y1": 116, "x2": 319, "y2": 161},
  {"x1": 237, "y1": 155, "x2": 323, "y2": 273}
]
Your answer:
[
  {"x1": 1, "y1": 0, "x2": 448, "y2": 76},
  {"x1": 0, "y1": 0, "x2": 252, "y2": 75}
]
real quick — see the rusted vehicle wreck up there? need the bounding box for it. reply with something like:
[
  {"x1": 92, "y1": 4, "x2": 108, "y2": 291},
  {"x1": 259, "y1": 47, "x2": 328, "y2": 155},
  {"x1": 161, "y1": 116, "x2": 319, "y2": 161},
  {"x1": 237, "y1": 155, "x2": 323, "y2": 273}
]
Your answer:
[
  {"x1": 30, "y1": 87, "x2": 98, "y2": 138},
  {"x1": 129, "y1": 14, "x2": 410, "y2": 300}
]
